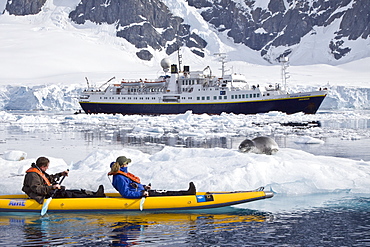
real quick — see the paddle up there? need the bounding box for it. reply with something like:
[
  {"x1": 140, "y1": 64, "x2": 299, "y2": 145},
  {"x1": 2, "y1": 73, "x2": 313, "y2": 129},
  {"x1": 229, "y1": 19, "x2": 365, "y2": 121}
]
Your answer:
[
  {"x1": 140, "y1": 183, "x2": 151, "y2": 211},
  {"x1": 41, "y1": 170, "x2": 68, "y2": 216}
]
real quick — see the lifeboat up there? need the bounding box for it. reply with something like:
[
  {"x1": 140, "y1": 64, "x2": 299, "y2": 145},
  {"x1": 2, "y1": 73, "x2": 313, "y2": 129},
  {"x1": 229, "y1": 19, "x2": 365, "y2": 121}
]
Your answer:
[
  {"x1": 143, "y1": 80, "x2": 166, "y2": 87},
  {"x1": 120, "y1": 80, "x2": 143, "y2": 87}
]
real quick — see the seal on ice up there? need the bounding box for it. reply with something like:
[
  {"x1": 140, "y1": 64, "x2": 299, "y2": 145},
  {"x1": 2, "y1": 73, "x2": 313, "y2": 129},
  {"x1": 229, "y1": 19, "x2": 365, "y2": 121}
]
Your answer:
[{"x1": 238, "y1": 136, "x2": 279, "y2": 155}]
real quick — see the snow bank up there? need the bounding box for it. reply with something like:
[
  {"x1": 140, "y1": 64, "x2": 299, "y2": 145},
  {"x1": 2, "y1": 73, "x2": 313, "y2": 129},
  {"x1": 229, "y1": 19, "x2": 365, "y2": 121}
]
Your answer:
[{"x1": 1, "y1": 146, "x2": 369, "y2": 199}]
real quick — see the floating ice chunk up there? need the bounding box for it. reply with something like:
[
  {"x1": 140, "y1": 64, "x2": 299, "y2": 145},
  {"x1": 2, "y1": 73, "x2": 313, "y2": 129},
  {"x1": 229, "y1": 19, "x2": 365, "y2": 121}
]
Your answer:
[
  {"x1": 341, "y1": 135, "x2": 362, "y2": 140},
  {"x1": 3, "y1": 150, "x2": 27, "y2": 161},
  {"x1": 295, "y1": 136, "x2": 325, "y2": 144}
]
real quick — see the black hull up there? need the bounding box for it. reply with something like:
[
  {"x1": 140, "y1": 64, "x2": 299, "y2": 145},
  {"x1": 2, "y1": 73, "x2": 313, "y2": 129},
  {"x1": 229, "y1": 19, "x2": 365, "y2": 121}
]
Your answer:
[{"x1": 79, "y1": 95, "x2": 326, "y2": 115}]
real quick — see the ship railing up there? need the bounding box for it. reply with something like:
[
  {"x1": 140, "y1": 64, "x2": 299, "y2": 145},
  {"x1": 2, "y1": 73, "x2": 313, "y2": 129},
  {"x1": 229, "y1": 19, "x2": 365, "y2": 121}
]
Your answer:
[{"x1": 83, "y1": 89, "x2": 105, "y2": 94}]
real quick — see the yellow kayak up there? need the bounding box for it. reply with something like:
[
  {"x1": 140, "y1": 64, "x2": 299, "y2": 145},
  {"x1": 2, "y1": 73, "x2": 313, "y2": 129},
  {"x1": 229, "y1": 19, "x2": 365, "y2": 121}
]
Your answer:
[{"x1": 0, "y1": 190, "x2": 273, "y2": 212}]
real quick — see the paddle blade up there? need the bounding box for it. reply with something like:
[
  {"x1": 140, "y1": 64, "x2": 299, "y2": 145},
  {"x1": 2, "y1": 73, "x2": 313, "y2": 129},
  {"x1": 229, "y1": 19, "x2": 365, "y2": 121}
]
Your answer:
[
  {"x1": 140, "y1": 197, "x2": 145, "y2": 211},
  {"x1": 41, "y1": 197, "x2": 52, "y2": 216}
]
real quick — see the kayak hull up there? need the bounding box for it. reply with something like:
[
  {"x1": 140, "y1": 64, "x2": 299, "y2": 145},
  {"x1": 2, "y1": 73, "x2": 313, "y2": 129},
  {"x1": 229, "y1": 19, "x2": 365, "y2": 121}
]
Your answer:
[{"x1": 0, "y1": 191, "x2": 273, "y2": 212}]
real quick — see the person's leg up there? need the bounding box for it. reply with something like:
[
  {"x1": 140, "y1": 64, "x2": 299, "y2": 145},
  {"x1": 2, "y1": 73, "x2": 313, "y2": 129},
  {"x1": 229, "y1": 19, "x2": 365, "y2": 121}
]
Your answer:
[{"x1": 148, "y1": 182, "x2": 196, "y2": 197}]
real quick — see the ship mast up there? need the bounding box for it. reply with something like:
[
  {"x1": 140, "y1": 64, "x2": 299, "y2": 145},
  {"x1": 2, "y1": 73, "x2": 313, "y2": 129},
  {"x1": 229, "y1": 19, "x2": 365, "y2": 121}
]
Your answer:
[
  {"x1": 214, "y1": 53, "x2": 227, "y2": 78},
  {"x1": 280, "y1": 57, "x2": 290, "y2": 91},
  {"x1": 177, "y1": 46, "x2": 182, "y2": 73}
]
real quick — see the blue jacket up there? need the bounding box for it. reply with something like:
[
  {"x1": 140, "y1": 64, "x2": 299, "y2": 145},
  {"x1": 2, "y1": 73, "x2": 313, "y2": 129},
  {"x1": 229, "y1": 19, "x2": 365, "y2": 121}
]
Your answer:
[{"x1": 111, "y1": 164, "x2": 145, "y2": 199}]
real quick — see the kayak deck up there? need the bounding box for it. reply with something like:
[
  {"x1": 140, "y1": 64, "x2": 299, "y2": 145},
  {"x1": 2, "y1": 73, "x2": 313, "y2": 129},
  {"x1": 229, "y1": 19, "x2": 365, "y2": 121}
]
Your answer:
[{"x1": 0, "y1": 190, "x2": 274, "y2": 212}]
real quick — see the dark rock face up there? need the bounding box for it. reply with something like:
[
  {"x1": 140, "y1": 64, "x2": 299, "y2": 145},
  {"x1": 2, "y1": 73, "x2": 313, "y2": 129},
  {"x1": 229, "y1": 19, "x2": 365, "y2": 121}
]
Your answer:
[
  {"x1": 136, "y1": 50, "x2": 153, "y2": 61},
  {"x1": 4, "y1": 0, "x2": 369, "y2": 63},
  {"x1": 5, "y1": 0, "x2": 46, "y2": 15},
  {"x1": 68, "y1": 0, "x2": 207, "y2": 60},
  {"x1": 188, "y1": 0, "x2": 369, "y2": 62}
]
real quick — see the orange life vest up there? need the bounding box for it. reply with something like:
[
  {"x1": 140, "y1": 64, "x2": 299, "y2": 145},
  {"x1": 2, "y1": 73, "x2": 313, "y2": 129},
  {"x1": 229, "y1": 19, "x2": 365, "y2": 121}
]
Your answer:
[
  {"x1": 26, "y1": 167, "x2": 52, "y2": 186},
  {"x1": 108, "y1": 170, "x2": 141, "y2": 184}
]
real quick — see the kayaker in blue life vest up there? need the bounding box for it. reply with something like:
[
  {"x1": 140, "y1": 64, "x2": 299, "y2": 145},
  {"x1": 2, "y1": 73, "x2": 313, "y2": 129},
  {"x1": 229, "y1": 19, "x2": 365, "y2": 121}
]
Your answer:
[{"x1": 108, "y1": 156, "x2": 196, "y2": 198}]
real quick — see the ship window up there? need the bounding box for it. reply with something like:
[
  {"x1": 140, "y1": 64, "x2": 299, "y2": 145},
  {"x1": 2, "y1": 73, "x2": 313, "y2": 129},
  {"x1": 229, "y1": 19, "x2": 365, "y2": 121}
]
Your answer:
[
  {"x1": 188, "y1": 97, "x2": 192, "y2": 99},
  {"x1": 197, "y1": 97, "x2": 200, "y2": 100},
  {"x1": 239, "y1": 95, "x2": 241, "y2": 99},
  {"x1": 214, "y1": 96, "x2": 217, "y2": 100},
  {"x1": 246, "y1": 94, "x2": 248, "y2": 98},
  {"x1": 104, "y1": 97, "x2": 107, "y2": 99},
  {"x1": 202, "y1": 96, "x2": 205, "y2": 100},
  {"x1": 253, "y1": 94, "x2": 256, "y2": 97},
  {"x1": 219, "y1": 96, "x2": 222, "y2": 100},
  {"x1": 231, "y1": 95, "x2": 234, "y2": 99},
  {"x1": 207, "y1": 96, "x2": 210, "y2": 100},
  {"x1": 250, "y1": 94, "x2": 253, "y2": 98},
  {"x1": 242, "y1": 94, "x2": 245, "y2": 98},
  {"x1": 257, "y1": 93, "x2": 260, "y2": 97},
  {"x1": 224, "y1": 96, "x2": 227, "y2": 99}
]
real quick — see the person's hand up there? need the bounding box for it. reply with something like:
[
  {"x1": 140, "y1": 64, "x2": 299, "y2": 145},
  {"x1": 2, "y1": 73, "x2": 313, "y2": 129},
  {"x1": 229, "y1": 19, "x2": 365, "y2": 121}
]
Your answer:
[
  {"x1": 53, "y1": 184, "x2": 61, "y2": 190},
  {"x1": 143, "y1": 191, "x2": 149, "y2": 197},
  {"x1": 61, "y1": 170, "x2": 69, "y2": 176}
]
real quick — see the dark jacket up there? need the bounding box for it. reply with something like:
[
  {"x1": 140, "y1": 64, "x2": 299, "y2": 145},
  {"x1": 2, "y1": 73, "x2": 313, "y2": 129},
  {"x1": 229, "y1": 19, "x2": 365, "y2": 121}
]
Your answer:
[
  {"x1": 22, "y1": 164, "x2": 63, "y2": 204},
  {"x1": 111, "y1": 165, "x2": 146, "y2": 199}
]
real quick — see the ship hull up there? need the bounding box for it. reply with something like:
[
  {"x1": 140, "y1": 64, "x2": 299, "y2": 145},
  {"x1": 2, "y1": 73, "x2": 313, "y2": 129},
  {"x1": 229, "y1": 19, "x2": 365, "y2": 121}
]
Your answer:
[{"x1": 79, "y1": 94, "x2": 326, "y2": 115}]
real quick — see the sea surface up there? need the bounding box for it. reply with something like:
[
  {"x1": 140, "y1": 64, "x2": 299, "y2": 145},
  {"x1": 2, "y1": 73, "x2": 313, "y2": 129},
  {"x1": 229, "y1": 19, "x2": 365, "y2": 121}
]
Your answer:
[
  {"x1": 0, "y1": 110, "x2": 370, "y2": 246},
  {"x1": 0, "y1": 196, "x2": 369, "y2": 246}
]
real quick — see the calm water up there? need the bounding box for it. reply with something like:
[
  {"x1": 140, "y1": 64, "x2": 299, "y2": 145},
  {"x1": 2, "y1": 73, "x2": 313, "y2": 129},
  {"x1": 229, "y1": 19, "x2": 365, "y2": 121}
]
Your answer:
[
  {"x1": 1, "y1": 111, "x2": 370, "y2": 163},
  {"x1": 0, "y1": 111, "x2": 370, "y2": 246},
  {"x1": 0, "y1": 194, "x2": 369, "y2": 246}
]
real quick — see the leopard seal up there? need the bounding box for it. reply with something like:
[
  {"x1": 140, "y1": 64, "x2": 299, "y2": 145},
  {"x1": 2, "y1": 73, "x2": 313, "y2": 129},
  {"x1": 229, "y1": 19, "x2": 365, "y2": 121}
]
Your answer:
[{"x1": 238, "y1": 136, "x2": 279, "y2": 155}]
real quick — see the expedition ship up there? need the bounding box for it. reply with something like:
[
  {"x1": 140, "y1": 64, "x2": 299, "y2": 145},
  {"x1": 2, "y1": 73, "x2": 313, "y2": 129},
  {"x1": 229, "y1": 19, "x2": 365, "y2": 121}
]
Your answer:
[{"x1": 79, "y1": 56, "x2": 327, "y2": 115}]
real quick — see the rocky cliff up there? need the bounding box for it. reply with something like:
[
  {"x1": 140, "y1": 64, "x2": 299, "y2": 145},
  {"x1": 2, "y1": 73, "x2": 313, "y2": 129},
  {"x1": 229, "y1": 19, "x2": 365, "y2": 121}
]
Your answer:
[
  {"x1": 4, "y1": 0, "x2": 370, "y2": 64},
  {"x1": 5, "y1": 0, "x2": 46, "y2": 15},
  {"x1": 188, "y1": 0, "x2": 369, "y2": 63},
  {"x1": 68, "y1": 0, "x2": 207, "y2": 60}
]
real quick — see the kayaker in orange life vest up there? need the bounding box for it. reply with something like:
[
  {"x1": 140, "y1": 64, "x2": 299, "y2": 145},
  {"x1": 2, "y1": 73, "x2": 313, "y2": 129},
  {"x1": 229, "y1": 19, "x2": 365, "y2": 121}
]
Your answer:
[
  {"x1": 22, "y1": 157, "x2": 105, "y2": 204},
  {"x1": 108, "y1": 156, "x2": 196, "y2": 199}
]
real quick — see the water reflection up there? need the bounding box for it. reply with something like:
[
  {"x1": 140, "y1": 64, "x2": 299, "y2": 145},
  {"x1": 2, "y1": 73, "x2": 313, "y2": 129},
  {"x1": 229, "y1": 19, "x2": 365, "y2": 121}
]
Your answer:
[
  {"x1": 1, "y1": 197, "x2": 369, "y2": 246},
  {"x1": 0, "y1": 210, "x2": 269, "y2": 246},
  {"x1": 2, "y1": 113, "x2": 370, "y2": 161}
]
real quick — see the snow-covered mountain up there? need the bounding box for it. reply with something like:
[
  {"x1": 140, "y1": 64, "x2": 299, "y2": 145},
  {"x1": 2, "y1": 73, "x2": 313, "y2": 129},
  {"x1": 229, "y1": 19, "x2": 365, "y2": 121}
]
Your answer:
[
  {"x1": 0, "y1": 0, "x2": 369, "y2": 111},
  {"x1": 3, "y1": 0, "x2": 370, "y2": 65}
]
